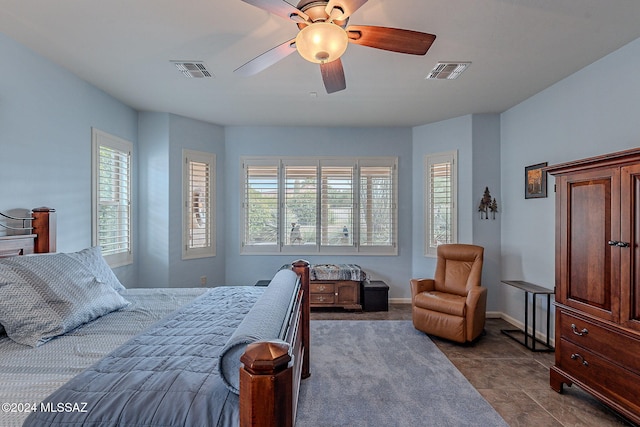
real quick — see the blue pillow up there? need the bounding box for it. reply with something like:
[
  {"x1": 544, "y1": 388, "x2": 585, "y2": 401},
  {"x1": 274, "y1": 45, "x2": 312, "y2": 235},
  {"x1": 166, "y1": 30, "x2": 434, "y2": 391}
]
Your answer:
[
  {"x1": 0, "y1": 251, "x2": 129, "y2": 347},
  {"x1": 65, "y1": 246, "x2": 126, "y2": 291}
]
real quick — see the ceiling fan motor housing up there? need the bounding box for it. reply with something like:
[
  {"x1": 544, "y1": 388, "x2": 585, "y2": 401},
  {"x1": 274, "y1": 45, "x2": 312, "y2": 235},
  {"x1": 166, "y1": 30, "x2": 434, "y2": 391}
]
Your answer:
[{"x1": 297, "y1": 1, "x2": 348, "y2": 27}]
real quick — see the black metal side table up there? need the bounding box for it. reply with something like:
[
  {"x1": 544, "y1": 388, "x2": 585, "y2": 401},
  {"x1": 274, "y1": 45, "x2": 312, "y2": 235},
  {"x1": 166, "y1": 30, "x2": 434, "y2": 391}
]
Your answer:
[{"x1": 501, "y1": 280, "x2": 554, "y2": 352}]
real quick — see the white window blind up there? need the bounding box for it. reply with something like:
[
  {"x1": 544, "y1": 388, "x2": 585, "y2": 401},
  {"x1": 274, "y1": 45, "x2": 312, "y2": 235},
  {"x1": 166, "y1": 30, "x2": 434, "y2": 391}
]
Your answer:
[
  {"x1": 425, "y1": 151, "x2": 457, "y2": 256},
  {"x1": 320, "y1": 165, "x2": 354, "y2": 247},
  {"x1": 183, "y1": 150, "x2": 215, "y2": 259},
  {"x1": 92, "y1": 129, "x2": 133, "y2": 267},
  {"x1": 241, "y1": 157, "x2": 397, "y2": 255},
  {"x1": 359, "y1": 164, "x2": 396, "y2": 249},
  {"x1": 284, "y1": 164, "x2": 317, "y2": 247},
  {"x1": 243, "y1": 163, "x2": 279, "y2": 250}
]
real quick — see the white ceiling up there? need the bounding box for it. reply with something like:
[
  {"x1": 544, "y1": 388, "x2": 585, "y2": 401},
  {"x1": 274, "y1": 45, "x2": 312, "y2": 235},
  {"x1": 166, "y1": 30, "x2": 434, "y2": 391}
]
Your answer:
[{"x1": 3, "y1": 0, "x2": 640, "y2": 127}]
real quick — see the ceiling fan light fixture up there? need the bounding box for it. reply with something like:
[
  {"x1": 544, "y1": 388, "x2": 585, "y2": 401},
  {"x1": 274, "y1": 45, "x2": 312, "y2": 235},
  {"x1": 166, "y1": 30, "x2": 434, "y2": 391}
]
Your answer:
[{"x1": 295, "y1": 22, "x2": 348, "y2": 64}]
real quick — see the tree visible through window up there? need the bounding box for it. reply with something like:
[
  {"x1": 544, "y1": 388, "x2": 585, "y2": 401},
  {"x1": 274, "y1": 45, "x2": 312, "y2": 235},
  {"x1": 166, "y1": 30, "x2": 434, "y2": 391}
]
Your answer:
[
  {"x1": 242, "y1": 157, "x2": 397, "y2": 255},
  {"x1": 425, "y1": 151, "x2": 457, "y2": 256},
  {"x1": 360, "y1": 165, "x2": 395, "y2": 247}
]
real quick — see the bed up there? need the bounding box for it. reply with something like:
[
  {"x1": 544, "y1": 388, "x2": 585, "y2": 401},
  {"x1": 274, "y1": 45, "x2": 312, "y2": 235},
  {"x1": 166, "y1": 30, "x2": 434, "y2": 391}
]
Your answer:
[{"x1": 0, "y1": 207, "x2": 310, "y2": 427}]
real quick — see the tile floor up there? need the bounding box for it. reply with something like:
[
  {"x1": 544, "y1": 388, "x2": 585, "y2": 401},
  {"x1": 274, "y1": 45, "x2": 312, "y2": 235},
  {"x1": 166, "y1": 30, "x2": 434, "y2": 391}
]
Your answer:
[{"x1": 310, "y1": 304, "x2": 637, "y2": 427}]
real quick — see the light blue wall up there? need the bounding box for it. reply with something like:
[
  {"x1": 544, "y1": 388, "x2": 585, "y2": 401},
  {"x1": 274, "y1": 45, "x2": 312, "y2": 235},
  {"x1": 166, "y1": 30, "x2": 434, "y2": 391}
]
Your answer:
[
  {"x1": 136, "y1": 112, "x2": 226, "y2": 288},
  {"x1": 411, "y1": 114, "x2": 502, "y2": 311},
  {"x1": 168, "y1": 114, "x2": 226, "y2": 287},
  {"x1": 471, "y1": 114, "x2": 501, "y2": 312},
  {"x1": 500, "y1": 37, "x2": 640, "y2": 331},
  {"x1": 224, "y1": 126, "x2": 414, "y2": 298},
  {"x1": 0, "y1": 32, "x2": 138, "y2": 284},
  {"x1": 412, "y1": 115, "x2": 473, "y2": 279},
  {"x1": 137, "y1": 112, "x2": 170, "y2": 287}
]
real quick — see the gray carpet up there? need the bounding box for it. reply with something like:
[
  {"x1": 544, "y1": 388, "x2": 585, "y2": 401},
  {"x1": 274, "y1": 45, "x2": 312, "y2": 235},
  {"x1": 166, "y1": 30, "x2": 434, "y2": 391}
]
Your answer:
[{"x1": 296, "y1": 320, "x2": 508, "y2": 427}]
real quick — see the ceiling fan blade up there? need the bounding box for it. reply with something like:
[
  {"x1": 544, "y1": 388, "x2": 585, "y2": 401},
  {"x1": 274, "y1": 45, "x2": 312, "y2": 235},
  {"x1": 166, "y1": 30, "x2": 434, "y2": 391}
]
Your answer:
[
  {"x1": 241, "y1": 0, "x2": 309, "y2": 22},
  {"x1": 320, "y1": 59, "x2": 346, "y2": 94},
  {"x1": 234, "y1": 39, "x2": 297, "y2": 77},
  {"x1": 347, "y1": 25, "x2": 436, "y2": 55},
  {"x1": 324, "y1": 0, "x2": 368, "y2": 21}
]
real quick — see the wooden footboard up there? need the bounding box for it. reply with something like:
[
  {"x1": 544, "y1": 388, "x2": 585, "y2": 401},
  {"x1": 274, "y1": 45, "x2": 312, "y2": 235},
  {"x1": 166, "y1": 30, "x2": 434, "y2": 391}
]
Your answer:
[
  {"x1": 3, "y1": 208, "x2": 308, "y2": 427},
  {"x1": 239, "y1": 260, "x2": 310, "y2": 427}
]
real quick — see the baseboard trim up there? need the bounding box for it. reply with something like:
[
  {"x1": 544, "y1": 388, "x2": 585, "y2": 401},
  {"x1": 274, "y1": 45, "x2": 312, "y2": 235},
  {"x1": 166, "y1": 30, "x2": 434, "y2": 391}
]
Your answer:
[{"x1": 388, "y1": 300, "x2": 554, "y2": 347}]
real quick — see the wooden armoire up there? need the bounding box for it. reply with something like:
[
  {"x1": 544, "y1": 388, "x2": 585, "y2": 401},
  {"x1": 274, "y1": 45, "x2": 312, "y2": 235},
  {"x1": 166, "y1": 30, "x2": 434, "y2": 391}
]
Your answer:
[{"x1": 547, "y1": 148, "x2": 640, "y2": 425}]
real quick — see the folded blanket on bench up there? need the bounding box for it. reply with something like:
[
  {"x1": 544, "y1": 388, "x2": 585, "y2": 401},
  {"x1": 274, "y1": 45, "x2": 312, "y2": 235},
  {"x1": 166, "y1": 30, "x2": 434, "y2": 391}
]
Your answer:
[{"x1": 311, "y1": 263, "x2": 367, "y2": 281}]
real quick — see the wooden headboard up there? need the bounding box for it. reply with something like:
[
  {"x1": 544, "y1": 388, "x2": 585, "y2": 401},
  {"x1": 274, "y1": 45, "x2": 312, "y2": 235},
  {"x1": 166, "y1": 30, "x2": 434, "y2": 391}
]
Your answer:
[{"x1": 0, "y1": 207, "x2": 56, "y2": 257}]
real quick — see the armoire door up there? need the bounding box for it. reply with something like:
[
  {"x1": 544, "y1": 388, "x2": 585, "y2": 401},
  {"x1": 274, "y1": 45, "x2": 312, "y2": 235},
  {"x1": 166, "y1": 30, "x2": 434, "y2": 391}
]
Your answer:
[
  {"x1": 557, "y1": 167, "x2": 620, "y2": 322},
  {"x1": 620, "y1": 163, "x2": 640, "y2": 332}
]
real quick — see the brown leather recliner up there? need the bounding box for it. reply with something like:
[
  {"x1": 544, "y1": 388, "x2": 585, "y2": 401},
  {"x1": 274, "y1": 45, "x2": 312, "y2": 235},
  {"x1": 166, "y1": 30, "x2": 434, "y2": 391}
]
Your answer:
[{"x1": 410, "y1": 244, "x2": 487, "y2": 343}]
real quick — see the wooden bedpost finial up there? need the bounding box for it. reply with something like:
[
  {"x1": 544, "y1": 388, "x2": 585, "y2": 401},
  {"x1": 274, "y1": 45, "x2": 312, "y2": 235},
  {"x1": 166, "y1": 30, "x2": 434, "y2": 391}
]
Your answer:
[
  {"x1": 240, "y1": 341, "x2": 291, "y2": 375},
  {"x1": 291, "y1": 259, "x2": 310, "y2": 268},
  {"x1": 239, "y1": 341, "x2": 294, "y2": 427}
]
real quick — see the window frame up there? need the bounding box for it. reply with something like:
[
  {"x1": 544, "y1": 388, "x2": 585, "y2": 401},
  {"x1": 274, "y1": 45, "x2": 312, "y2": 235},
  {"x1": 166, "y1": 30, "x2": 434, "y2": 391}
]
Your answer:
[
  {"x1": 358, "y1": 158, "x2": 398, "y2": 255},
  {"x1": 182, "y1": 149, "x2": 216, "y2": 260},
  {"x1": 241, "y1": 156, "x2": 398, "y2": 256},
  {"x1": 91, "y1": 128, "x2": 133, "y2": 268},
  {"x1": 424, "y1": 150, "x2": 458, "y2": 257}
]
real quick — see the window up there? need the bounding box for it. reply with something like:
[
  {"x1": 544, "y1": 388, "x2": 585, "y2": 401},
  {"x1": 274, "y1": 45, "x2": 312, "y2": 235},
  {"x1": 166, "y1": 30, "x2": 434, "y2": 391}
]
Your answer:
[
  {"x1": 360, "y1": 164, "x2": 395, "y2": 248},
  {"x1": 92, "y1": 129, "x2": 133, "y2": 267},
  {"x1": 244, "y1": 162, "x2": 279, "y2": 251},
  {"x1": 242, "y1": 157, "x2": 397, "y2": 255},
  {"x1": 425, "y1": 151, "x2": 457, "y2": 256},
  {"x1": 183, "y1": 150, "x2": 215, "y2": 259},
  {"x1": 320, "y1": 163, "x2": 354, "y2": 248}
]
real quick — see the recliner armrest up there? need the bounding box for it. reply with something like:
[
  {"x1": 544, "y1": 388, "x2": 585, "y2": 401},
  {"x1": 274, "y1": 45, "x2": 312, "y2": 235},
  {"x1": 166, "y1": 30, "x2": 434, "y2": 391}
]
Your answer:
[{"x1": 410, "y1": 278, "x2": 435, "y2": 302}]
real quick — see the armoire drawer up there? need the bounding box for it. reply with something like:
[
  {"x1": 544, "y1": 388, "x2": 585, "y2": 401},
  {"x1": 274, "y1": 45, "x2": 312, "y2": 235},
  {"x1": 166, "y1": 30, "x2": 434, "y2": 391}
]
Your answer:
[
  {"x1": 558, "y1": 338, "x2": 640, "y2": 412},
  {"x1": 558, "y1": 310, "x2": 640, "y2": 374}
]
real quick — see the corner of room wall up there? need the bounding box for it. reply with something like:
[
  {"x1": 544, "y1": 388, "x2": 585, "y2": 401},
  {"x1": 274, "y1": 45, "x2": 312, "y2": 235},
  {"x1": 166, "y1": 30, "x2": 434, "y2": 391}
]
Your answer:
[
  {"x1": 167, "y1": 114, "x2": 226, "y2": 288},
  {"x1": 136, "y1": 112, "x2": 171, "y2": 287},
  {"x1": 471, "y1": 114, "x2": 502, "y2": 311},
  {"x1": 411, "y1": 115, "x2": 473, "y2": 280}
]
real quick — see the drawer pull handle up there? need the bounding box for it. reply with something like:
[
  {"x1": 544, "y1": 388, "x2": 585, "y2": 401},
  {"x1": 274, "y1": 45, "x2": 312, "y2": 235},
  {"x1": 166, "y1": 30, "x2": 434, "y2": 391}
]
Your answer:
[
  {"x1": 570, "y1": 353, "x2": 589, "y2": 366},
  {"x1": 607, "y1": 240, "x2": 630, "y2": 248},
  {"x1": 570, "y1": 324, "x2": 588, "y2": 336},
  {"x1": 318, "y1": 285, "x2": 326, "y2": 291}
]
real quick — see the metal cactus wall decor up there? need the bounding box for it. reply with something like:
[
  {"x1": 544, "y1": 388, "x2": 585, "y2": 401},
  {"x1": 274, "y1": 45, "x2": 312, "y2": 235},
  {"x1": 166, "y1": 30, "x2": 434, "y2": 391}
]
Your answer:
[{"x1": 478, "y1": 187, "x2": 498, "y2": 220}]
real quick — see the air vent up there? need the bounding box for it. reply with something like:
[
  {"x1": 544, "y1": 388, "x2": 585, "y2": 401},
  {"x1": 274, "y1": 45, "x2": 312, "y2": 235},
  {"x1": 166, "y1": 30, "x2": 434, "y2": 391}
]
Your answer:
[
  {"x1": 426, "y1": 62, "x2": 470, "y2": 80},
  {"x1": 171, "y1": 61, "x2": 213, "y2": 78}
]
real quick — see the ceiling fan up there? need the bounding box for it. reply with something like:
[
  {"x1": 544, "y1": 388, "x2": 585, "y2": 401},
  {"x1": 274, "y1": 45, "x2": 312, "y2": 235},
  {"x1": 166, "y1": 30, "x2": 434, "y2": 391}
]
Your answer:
[{"x1": 234, "y1": 0, "x2": 436, "y2": 93}]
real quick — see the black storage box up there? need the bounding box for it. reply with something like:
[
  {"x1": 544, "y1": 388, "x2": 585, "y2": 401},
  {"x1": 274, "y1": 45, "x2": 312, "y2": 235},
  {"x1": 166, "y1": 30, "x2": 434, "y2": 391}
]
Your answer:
[{"x1": 362, "y1": 280, "x2": 389, "y2": 312}]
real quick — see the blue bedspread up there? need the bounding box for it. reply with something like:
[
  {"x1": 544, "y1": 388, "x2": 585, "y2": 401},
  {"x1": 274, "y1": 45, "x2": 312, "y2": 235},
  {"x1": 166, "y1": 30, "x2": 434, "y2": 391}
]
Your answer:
[{"x1": 22, "y1": 276, "x2": 296, "y2": 427}]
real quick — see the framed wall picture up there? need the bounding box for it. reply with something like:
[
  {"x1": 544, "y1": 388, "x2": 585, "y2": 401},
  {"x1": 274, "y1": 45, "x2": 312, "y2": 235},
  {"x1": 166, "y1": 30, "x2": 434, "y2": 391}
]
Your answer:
[{"x1": 525, "y1": 162, "x2": 547, "y2": 199}]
